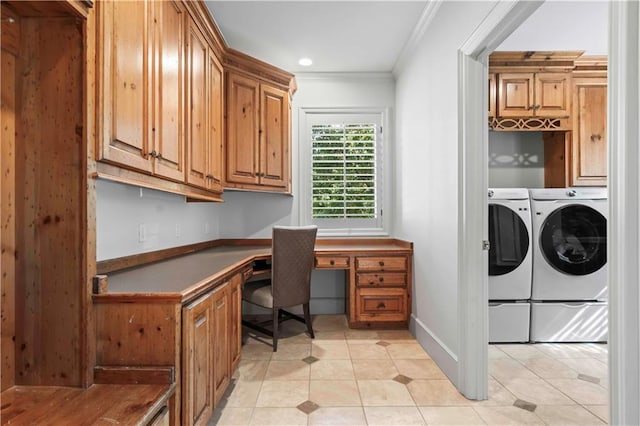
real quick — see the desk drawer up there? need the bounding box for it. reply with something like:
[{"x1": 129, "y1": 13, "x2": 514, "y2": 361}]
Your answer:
[
  {"x1": 356, "y1": 288, "x2": 408, "y2": 322},
  {"x1": 315, "y1": 255, "x2": 350, "y2": 269},
  {"x1": 355, "y1": 256, "x2": 407, "y2": 272},
  {"x1": 356, "y1": 272, "x2": 406, "y2": 288}
]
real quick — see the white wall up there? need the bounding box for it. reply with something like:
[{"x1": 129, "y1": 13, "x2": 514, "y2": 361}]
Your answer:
[
  {"x1": 488, "y1": 132, "x2": 545, "y2": 188},
  {"x1": 96, "y1": 179, "x2": 222, "y2": 260},
  {"x1": 497, "y1": 1, "x2": 608, "y2": 54},
  {"x1": 393, "y1": 1, "x2": 497, "y2": 384}
]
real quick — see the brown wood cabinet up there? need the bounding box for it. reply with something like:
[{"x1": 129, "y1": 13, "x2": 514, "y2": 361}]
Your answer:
[
  {"x1": 229, "y1": 273, "x2": 243, "y2": 372},
  {"x1": 185, "y1": 16, "x2": 223, "y2": 194},
  {"x1": 497, "y1": 72, "x2": 571, "y2": 118},
  {"x1": 180, "y1": 273, "x2": 242, "y2": 425},
  {"x1": 571, "y1": 77, "x2": 607, "y2": 186},
  {"x1": 212, "y1": 285, "x2": 230, "y2": 406},
  {"x1": 98, "y1": 0, "x2": 186, "y2": 181},
  {"x1": 225, "y1": 71, "x2": 291, "y2": 192},
  {"x1": 182, "y1": 292, "x2": 214, "y2": 426},
  {"x1": 352, "y1": 255, "x2": 411, "y2": 326}
]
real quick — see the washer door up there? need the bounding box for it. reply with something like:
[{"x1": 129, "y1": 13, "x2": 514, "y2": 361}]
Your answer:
[
  {"x1": 488, "y1": 204, "x2": 529, "y2": 276},
  {"x1": 540, "y1": 205, "x2": 607, "y2": 275}
]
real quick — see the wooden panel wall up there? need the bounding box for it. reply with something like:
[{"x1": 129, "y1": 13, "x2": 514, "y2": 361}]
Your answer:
[
  {"x1": 14, "y1": 16, "x2": 85, "y2": 386},
  {"x1": 1, "y1": 27, "x2": 18, "y2": 391}
]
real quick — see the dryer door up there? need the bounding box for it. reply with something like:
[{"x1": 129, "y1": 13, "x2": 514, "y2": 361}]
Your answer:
[
  {"x1": 539, "y1": 204, "x2": 607, "y2": 276},
  {"x1": 488, "y1": 204, "x2": 530, "y2": 276}
]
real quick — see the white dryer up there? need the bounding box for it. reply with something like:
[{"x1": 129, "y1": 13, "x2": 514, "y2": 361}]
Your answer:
[
  {"x1": 488, "y1": 188, "x2": 532, "y2": 343},
  {"x1": 529, "y1": 188, "x2": 608, "y2": 342}
]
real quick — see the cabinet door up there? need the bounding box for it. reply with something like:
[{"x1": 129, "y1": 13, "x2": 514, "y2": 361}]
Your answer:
[
  {"x1": 572, "y1": 77, "x2": 607, "y2": 186},
  {"x1": 186, "y1": 19, "x2": 208, "y2": 189},
  {"x1": 535, "y1": 73, "x2": 571, "y2": 117},
  {"x1": 259, "y1": 85, "x2": 290, "y2": 189},
  {"x1": 226, "y1": 72, "x2": 260, "y2": 186},
  {"x1": 99, "y1": 0, "x2": 153, "y2": 173},
  {"x1": 212, "y1": 286, "x2": 230, "y2": 406},
  {"x1": 182, "y1": 293, "x2": 214, "y2": 426},
  {"x1": 497, "y1": 73, "x2": 534, "y2": 117},
  {"x1": 153, "y1": 0, "x2": 185, "y2": 182},
  {"x1": 229, "y1": 274, "x2": 243, "y2": 371},
  {"x1": 207, "y1": 51, "x2": 224, "y2": 193}
]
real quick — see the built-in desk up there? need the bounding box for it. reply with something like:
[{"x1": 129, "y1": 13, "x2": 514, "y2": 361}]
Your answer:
[{"x1": 93, "y1": 238, "x2": 413, "y2": 426}]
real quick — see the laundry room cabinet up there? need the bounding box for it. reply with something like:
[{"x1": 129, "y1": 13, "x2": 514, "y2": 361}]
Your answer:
[
  {"x1": 497, "y1": 72, "x2": 571, "y2": 118},
  {"x1": 571, "y1": 76, "x2": 607, "y2": 186}
]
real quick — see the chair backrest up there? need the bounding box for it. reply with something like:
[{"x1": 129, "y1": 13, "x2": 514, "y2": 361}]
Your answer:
[{"x1": 271, "y1": 225, "x2": 318, "y2": 308}]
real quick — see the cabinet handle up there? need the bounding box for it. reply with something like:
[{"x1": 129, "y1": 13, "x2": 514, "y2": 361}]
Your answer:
[
  {"x1": 590, "y1": 134, "x2": 602, "y2": 142},
  {"x1": 377, "y1": 302, "x2": 386, "y2": 309},
  {"x1": 156, "y1": 153, "x2": 162, "y2": 160},
  {"x1": 378, "y1": 261, "x2": 384, "y2": 267}
]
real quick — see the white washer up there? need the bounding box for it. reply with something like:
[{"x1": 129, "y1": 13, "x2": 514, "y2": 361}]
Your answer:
[
  {"x1": 488, "y1": 188, "x2": 532, "y2": 343},
  {"x1": 529, "y1": 188, "x2": 608, "y2": 342}
]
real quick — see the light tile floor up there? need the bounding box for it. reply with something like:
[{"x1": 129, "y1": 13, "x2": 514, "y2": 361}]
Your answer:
[{"x1": 209, "y1": 315, "x2": 609, "y2": 425}]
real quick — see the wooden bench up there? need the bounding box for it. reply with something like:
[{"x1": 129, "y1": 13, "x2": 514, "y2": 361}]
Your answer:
[{"x1": 1, "y1": 383, "x2": 175, "y2": 425}]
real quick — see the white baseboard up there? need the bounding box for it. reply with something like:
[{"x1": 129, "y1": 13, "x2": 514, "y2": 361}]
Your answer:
[{"x1": 411, "y1": 314, "x2": 459, "y2": 386}]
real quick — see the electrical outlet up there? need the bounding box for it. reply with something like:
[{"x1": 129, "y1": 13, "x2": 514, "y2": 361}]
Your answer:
[
  {"x1": 175, "y1": 223, "x2": 181, "y2": 238},
  {"x1": 138, "y1": 224, "x2": 146, "y2": 242}
]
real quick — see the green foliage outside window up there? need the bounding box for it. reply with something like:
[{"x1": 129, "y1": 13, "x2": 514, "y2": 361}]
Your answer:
[{"x1": 311, "y1": 123, "x2": 377, "y2": 219}]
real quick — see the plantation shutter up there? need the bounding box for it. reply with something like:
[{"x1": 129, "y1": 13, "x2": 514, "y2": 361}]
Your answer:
[{"x1": 307, "y1": 112, "x2": 382, "y2": 231}]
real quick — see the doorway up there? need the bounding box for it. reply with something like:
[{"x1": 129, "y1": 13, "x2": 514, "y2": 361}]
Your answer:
[{"x1": 459, "y1": 1, "x2": 640, "y2": 424}]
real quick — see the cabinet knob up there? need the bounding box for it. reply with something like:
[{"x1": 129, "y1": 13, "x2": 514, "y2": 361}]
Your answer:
[
  {"x1": 206, "y1": 174, "x2": 214, "y2": 179},
  {"x1": 150, "y1": 150, "x2": 157, "y2": 158},
  {"x1": 377, "y1": 302, "x2": 386, "y2": 309},
  {"x1": 130, "y1": 83, "x2": 136, "y2": 90},
  {"x1": 378, "y1": 261, "x2": 384, "y2": 267},
  {"x1": 156, "y1": 153, "x2": 163, "y2": 160},
  {"x1": 379, "y1": 276, "x2": 384, "y2": 282},
  {"x1": 329, "y1": 260, "x2": 335, "y2": 265}
]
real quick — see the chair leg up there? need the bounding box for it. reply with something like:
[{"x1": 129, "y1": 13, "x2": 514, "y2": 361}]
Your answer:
[
  {"x1": 303, "y1": 303, "x2": 315, "y2": 339},
  {"x1": 272, "y1": 308, "x2": 279, "y2": 352}
]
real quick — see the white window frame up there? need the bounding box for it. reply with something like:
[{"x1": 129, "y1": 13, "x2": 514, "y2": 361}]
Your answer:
[{"x1": 299, "y1": 107, "x2": 391, "y2": 237}]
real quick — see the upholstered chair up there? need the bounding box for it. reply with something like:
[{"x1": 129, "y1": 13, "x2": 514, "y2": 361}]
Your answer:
[{"x1": 242, "y1": 225, "x2": 318, "y2": 351}]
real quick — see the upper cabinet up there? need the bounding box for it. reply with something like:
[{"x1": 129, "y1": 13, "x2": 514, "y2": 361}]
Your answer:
[
  {"x1": 98, "y1": 0, "x2": 186, "y2": 181},
  {"x1": 95, "y1": 0, "x2": 295, "y2": 200},
  {"x1": 225, "y1": 72, "x2": 291, "y2": 192},
  {"x1": 224, "y1": 50, "x2": 294, "y2": 194},
  {"x1": 154, "y1": 0, "x2": 187, "y2": 182},
  {"x1": 497, "y1": 72, "x2": 571, "y2": 118},
  {"x1": 571, "y1": 76, "x2": 607, "y2": 186},
  {"x1": 98, "y1": 0, "x2": 153, "y2": 174},
  {"x1": 185, "y1": 17, "x2": 223, "y2": 196}
]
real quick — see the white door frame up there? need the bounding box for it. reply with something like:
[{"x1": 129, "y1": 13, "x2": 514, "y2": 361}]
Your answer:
[
  {"x1": 457, "y1": 0, "x2": 543, "y2": 400},
  {"x1": 459, "y1": 3, "x2": 640, "y2": 423},
  {"x1": 607, "y1": 2, "x2": 640, "y2": 424}
]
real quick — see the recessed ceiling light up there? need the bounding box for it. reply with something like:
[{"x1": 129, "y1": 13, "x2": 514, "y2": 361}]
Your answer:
[{"x1": 298, "y1": 58, "x2": 313, "y2": 67}]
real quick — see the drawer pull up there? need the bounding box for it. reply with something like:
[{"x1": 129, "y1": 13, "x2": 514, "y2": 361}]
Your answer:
[
  {"x1": 377, "y1": 302, "x2": 386, "y2": 309},
  {"x1": 379, "y1": 261, "x2": 385, "y2": 266},
  {"x1": 379, "y1": 277, "x2": 384, "y2": 282},
  {"x1": 330, "y1": 260, "x2": 335, "y2": 265}
]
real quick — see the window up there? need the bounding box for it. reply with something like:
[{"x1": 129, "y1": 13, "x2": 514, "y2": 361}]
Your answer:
[{"x1": 301, "y1": 109, "x2": 388, "y2": 236}]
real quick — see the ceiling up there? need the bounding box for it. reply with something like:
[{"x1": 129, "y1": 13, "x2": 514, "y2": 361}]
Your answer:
[{"x1": 206, "y1": 1, "x2": 428, "y2": 73}]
